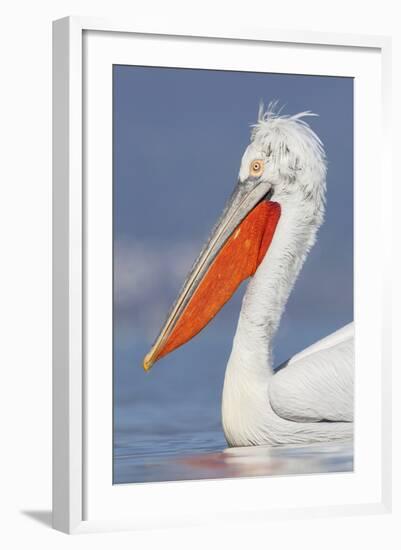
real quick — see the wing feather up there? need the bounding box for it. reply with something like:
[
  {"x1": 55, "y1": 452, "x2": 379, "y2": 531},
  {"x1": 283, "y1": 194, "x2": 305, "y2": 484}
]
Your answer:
[{"x1": 269, "y1": 324, "x2": 354, "y2": 423}]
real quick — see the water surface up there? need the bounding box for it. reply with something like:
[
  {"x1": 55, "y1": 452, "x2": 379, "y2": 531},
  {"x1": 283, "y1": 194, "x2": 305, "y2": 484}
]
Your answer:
[
  {"x1": 114, "y1": 330, "x2": 354, "y2": 484},
  {"x1": 114, "y1": 433, "x2": 353, "y2": 484}
]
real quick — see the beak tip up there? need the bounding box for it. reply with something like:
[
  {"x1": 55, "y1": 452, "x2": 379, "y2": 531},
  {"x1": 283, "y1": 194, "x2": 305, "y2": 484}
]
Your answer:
[{"x1": 143, "y1": 351, "x2": 155, "y2": 372}]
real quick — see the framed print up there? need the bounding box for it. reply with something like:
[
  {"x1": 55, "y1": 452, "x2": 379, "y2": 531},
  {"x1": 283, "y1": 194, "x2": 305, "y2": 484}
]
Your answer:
[{"x1": 52, "y1": 17, "x2": 392, "y2": 533}]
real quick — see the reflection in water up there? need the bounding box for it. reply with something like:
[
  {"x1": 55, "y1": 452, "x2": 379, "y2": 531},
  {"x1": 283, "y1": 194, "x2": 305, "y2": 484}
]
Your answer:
[{"x1": 114, "y1": 440, "x2": 353, "y2": 484}]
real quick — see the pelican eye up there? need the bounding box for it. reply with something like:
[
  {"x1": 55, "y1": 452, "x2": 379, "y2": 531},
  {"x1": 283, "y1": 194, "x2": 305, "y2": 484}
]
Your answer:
[{"x1": 250, "y1": 159, "x2": 264, "y2": 177}]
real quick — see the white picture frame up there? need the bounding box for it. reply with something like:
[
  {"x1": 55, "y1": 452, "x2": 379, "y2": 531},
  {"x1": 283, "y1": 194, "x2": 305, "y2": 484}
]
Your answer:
[{"x1": 52, "y1": 16, "x2": 392, "y2": 534}]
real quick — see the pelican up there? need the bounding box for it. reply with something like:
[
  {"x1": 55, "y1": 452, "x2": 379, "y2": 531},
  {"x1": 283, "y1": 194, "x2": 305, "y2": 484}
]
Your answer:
[{"x1": 143, "y1": 104, "x2": 354, "y2": 447}]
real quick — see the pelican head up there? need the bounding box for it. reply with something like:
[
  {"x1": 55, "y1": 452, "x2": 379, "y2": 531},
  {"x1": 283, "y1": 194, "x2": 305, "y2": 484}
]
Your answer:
[{"x1": 143, "y1": 103, "x2": 327, "y2": 371}]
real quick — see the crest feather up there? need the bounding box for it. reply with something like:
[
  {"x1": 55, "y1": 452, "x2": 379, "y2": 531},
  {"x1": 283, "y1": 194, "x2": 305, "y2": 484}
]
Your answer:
[{"x1": 249, "y1": 101, "x2": 327, "y2": 216}]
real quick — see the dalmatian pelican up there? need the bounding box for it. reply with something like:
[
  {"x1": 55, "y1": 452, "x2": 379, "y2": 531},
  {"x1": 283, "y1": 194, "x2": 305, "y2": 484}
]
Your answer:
[{"x1": 143, "y1": 104, "x2": 354, "y2": 447}]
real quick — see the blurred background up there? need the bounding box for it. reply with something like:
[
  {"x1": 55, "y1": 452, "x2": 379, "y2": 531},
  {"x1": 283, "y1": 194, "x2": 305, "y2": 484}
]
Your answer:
[{"x1": 113, "y1": 65, "x2": 353, "y2": 483}]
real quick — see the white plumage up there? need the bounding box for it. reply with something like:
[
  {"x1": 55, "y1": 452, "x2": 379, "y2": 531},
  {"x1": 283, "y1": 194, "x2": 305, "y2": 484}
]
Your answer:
[{"x1": 221, "y1": 105, "x2": 354, "y2": 447}]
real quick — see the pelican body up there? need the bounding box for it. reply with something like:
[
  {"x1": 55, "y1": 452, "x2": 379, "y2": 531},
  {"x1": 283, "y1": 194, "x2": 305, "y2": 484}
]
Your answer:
[{"x1": 143, "y1": 105, "x2": 353, "y2": 447}]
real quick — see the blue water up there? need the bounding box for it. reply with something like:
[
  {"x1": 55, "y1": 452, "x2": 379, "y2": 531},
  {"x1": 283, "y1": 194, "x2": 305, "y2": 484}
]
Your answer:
[{"x1": 113, "y1": 331, "x2": 353, "y2": 484}]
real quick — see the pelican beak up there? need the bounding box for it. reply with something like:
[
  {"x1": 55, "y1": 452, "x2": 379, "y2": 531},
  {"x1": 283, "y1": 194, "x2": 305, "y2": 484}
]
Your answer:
[{"x1": 143, "y1": 178, "x2": 281, "y2": 371}]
